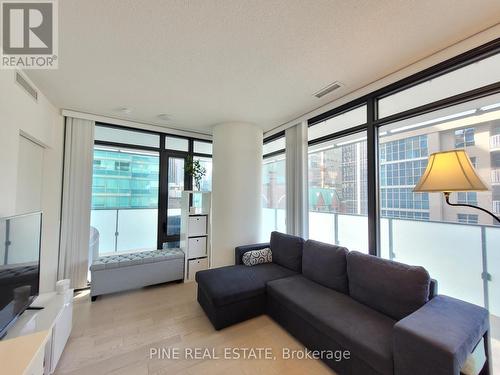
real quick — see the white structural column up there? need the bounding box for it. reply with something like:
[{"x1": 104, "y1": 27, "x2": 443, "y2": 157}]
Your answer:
[{"x1": 212, "y1": 122, "x2": 263, "y2": 267}]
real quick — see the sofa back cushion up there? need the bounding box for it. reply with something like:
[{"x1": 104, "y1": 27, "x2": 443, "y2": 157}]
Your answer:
[
  {"x1": 302, "y1": 240, "x2": 349, "y2": 294},
  {"x1": 347, "y1": 251, "x2": 430, "y2": 320},
  {"x1": 270, "y1": 231, "x2": 304, "y2": 272}
]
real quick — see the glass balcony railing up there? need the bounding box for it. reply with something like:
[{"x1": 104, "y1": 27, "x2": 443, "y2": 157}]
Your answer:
[
  {"x1": 262, "y1": 207, "x2": 286, "y2": 240},
  {"x1": 309, "y1": 210, "x2": 500, "y2": 317},
  {"x1": 90, "y1": 208, "x2": 158, "y2": 258}
]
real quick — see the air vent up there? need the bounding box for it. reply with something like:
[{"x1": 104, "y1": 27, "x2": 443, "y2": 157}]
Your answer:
[
  {"x1": 15, "y1": 72, "x2": 38, "y2": 101},
  {"x1": 313, "y1": 81, "x2": 343, "y2": 98}
]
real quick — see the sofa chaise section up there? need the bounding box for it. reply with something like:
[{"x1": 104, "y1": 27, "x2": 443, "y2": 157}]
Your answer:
[
  {"x1": 196, "y1": 232, "x2": 304, "y2": 330},
  {"x1": 196, "y1": 263, "x2": 296, "y2": 329}
]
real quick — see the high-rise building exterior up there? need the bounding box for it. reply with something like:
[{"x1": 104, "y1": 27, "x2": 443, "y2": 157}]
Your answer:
[{"x1": 91, "y1": 148, "x2": 159, "y2": 209}]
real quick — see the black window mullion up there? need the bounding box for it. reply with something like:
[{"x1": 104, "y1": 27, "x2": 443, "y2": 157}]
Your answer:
[
  {"x1": 157, "y1": 134, "x2": 168, "y2": 249},
  {"x1": 184, "y1": 154, "x2": 193, "y2": 192},
  {"x1": 367, "y1": 98, "x2": 379, "y2": 256}
]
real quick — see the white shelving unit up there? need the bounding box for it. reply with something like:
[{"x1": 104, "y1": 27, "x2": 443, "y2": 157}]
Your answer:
[{"x1": 180, "y1": 191, "x2": 211, "y2": 281}]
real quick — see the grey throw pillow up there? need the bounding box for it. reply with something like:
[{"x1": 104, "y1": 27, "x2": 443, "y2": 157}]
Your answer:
[{"x1": 242, "y1": 248, "x2": 272, "y2": 266}]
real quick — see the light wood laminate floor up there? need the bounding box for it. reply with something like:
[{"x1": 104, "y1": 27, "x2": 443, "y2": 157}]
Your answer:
[
  {"x1": 56, "y1": 281, "x2": 500, "y2": 375},
  {"x1": 55, "y1": 282, "x2": 334, "y2": 375}
]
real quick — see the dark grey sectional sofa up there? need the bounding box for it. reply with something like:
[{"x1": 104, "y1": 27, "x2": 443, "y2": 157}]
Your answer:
[{"x1": 195, "y1": 231, "x2": 491, "y2": 375}]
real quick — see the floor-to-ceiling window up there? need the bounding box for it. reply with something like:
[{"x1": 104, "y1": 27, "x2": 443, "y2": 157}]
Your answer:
[
  {"x1": 91, "y1": 146, "x2": 160, "y2": 255},
  {"x1": 308, "y1": 106, "x2": 369, "y2": 252},
  {"x1": 378, "y1": 92, "x2": 500, "y2": 314},
  {"x1": 90, "y1": 125, "x2": 212, "y2": 257},
  {"x1": 262, "y1": 134, "x2": 286, "y2": 240}
]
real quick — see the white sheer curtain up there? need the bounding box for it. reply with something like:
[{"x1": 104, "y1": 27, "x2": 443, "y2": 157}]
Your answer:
[
  {"x1": 285, "y1": 121, "x2": 309, "y2": 238},
  {"x1": 58, "y1": 117, "x2": 95, "y2": 289}
]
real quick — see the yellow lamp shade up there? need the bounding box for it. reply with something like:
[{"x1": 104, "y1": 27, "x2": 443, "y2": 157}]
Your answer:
[{"x1": 413, "y1": 150, "x2": 488, "y2": 192}]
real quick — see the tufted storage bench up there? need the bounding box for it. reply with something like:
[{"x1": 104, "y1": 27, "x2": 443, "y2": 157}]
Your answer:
[{"x1": 90, "y1": 248, "x2": 184, "y2": 301}]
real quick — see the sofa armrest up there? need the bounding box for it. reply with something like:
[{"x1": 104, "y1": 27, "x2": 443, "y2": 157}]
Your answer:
[
  {"x1": 234, "y1": 243, "x2": 270, "y2": 264},
  {"x1": 429, "y1": 278, "x2": 438, "y2": 299},
  {"x1": 394, "y1": 295, "x2": 489, "y2": 375}
]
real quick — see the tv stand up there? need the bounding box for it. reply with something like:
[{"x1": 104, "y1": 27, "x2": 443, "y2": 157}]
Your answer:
[{"x1": 3, "y1": 289, "x2": 73, "y2": 374}]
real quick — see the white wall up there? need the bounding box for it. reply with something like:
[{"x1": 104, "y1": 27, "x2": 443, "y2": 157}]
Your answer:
[
  {"x1": 16, "y1": 136, "x2": 44, "y2": 213},
  {"x1": 0, "y1": 70, "x2": 64, "y2": 292},
  {"x1": 212, "y1": 122, "x2": 263, "y2": 267}
]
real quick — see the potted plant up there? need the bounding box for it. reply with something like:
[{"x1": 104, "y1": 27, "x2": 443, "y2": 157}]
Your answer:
[{"x1": 186, "y1": 156, "x2": 207, "y2": 191}]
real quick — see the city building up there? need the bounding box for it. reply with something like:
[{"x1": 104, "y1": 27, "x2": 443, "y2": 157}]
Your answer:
[{"x1": 299, "y1": 105, "x2": 500, "y2": 226}]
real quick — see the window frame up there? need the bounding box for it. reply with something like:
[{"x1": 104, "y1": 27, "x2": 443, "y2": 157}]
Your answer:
[
  {"x1": 93, "y1": 122, "x2": 212, "y2": 250},
  {"x1": 307, "y1": 37, "x2": 500, "y2": 256},
  {"x1": 263, "y1": 131, "x2": 286, "y2": 158}
]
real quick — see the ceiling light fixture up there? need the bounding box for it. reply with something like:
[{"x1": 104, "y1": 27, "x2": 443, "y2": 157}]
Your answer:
[
  {"x1": 313, "y1": 81, "x2": 344, "y2": 99},
  {"x1": 157, "y1": 113, "x2": 171, "y2": 121},
  {"x1": 116, "y1": 107, "x2": 132, "y2": 115}
]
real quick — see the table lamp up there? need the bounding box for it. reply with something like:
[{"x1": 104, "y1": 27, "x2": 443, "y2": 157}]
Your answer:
[{"x1": 413, "y1": 150, "x2": 500, "y2": 223}]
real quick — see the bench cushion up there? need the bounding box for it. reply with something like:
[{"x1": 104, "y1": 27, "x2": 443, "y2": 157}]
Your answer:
[
  {"x1": 90, "y1": 248, "x2": 184, "y2": 271},
  {"x1": 302, "y1": 239, "x2": 348, "y2": 293},
  {"x1": 347, "y1": 251, "x2": 430, "y2": 321},
  {"x1": 196, "y1": 263, "x2": 296, "y2": 307},
  {"x1": 267, "y1": 274, "x2": 396, "y2": 375}
]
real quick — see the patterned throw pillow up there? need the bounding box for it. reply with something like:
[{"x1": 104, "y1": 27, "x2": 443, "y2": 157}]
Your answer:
[{"x1": 242, "y1": 248, "x2": 272, "y2": 266}]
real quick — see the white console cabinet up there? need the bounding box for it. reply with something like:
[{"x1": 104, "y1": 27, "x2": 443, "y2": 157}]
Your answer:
[{"x1": 1, "y1": 289, "x2": 73, "y2": 374}]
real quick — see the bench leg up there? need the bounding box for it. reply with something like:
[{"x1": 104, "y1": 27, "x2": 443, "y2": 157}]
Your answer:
[{"x1": 91, "y1": 296, "x2": 98, "y2": 302}]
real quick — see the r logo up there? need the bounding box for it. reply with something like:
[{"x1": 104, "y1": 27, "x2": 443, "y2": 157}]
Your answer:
[{"x1": 2, "y1": 2, "x2": 53, "y2": 54}]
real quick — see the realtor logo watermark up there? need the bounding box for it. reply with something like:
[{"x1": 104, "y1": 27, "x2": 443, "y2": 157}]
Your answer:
[{"x1": 1, "y1": 0, "x2": 58, "y2": 69}]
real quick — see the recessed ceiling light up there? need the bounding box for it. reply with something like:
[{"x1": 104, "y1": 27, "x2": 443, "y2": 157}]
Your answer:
[
  {"x1": 116, "y1": 107, "x2": 132, "y2": 114},
  {"x1": 313, "y1": 81, "x2": 344, "y2": 98},
  {"x1": 157, "y1": 114, "x2": 171, "y2": 121}
]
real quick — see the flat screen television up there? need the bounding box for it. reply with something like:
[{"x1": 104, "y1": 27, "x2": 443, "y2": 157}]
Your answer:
[{"x1": 0, "y1": 212, "x2": 42, "y2": 338}]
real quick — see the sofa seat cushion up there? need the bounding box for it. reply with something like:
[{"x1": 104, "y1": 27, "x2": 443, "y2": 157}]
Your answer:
[
  {"x1": 347, "y1": 251, "x2": 430, "y2": 321},
  {"x1": 267, "y1": 275, "x2": 395, "y2": 375},
  {"x1": 196, "y1": 263, "x2": 296, "y2": 307}
]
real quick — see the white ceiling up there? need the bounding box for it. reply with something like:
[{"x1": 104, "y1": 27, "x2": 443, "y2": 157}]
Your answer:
[{"x1": 27, "y1": 0, "x2": 500, "y2": 134}]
